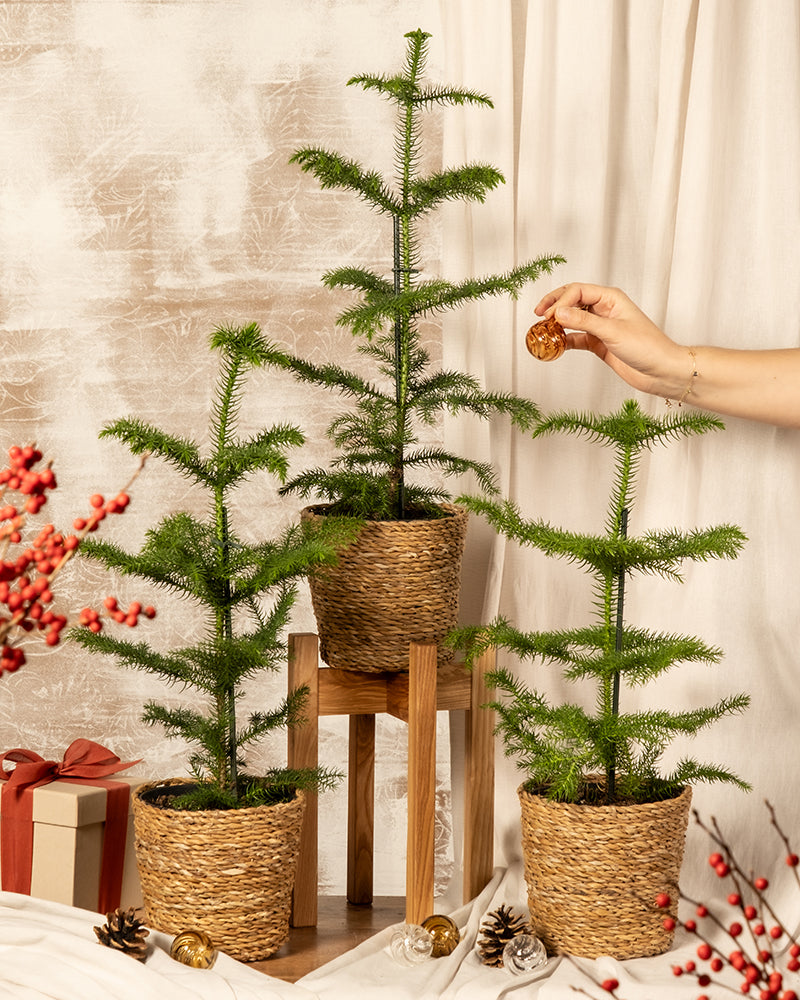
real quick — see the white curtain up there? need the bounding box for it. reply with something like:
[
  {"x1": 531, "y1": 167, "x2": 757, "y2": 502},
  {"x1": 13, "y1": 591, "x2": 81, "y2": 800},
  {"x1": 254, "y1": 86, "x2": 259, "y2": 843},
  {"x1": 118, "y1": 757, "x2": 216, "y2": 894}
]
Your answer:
[{"x1": 442, "y1": 0, "x2": 800, "y2": 899}]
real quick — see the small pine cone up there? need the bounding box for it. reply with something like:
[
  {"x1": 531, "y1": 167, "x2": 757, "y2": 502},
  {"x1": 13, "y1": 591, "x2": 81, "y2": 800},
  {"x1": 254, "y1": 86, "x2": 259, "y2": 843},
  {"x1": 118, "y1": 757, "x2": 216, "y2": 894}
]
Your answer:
[
  {"x1": 94, "y1": 906, "x2": 150, "y2": 962},
  {"x1": 477, "y1": 903, "x2": 531, "y2": 968}
]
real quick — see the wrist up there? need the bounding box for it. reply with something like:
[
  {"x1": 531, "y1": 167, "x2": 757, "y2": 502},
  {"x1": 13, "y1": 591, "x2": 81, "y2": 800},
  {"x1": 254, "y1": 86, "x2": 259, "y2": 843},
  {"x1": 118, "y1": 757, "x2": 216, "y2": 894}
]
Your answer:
[{"x1": 662, "y1": 346, "x2": 700, "y2": 406}]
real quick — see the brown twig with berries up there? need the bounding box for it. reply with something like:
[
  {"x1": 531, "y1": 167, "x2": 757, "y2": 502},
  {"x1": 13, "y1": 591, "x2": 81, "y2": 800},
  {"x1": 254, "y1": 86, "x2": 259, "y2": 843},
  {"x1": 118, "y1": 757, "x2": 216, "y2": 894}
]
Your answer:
[
  {"x1": 568, "y1": 802, "x2": 799, "y2": 1000},
  {"x1": 0, "y1": 446, "x2": 149, "y2": 676}
]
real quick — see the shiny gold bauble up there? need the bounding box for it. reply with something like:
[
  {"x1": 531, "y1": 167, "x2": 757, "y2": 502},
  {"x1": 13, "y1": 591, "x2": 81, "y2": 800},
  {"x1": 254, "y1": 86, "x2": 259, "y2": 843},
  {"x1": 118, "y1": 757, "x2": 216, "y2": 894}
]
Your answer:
[
  {"x1": 169, "y1": 929, "x2": 219, "y2": 969},
  {"x1": 525, "y1": 316, "x2": 566, "y2": 361},
  {"x1": 421, "y1": 913, "x2": 460, "y2": 957}
]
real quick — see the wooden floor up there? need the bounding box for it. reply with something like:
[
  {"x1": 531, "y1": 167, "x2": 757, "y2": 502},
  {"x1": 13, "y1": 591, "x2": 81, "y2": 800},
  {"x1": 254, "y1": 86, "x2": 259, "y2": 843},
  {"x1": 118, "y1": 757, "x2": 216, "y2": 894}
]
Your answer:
[{"x1": 248, "y1": 896, "x2": 406, "y2": 982}]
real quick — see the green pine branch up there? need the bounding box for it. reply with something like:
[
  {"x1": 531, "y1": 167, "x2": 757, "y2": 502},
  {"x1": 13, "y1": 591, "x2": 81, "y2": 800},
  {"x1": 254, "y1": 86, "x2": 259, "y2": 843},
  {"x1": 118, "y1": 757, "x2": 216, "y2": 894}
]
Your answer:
[
  {"x1": 99, "y1": 418, "x2": 208, "y2": 485},
  {"x1": 455, "y1": 495, "x2": 745, "y2": 580},
  {"x1": 532, "y1": 401, "x2": 727, "y2": 448},
  {"x1": 408, "y1": 163, "x2": 505, "y2": 213},
  {"x1": 213, "y1": 425, "x2": 305, "y2": 488},
  {"x1": 289, "y1": 148, "x2": 399, "y2": 214},
  {"x1": 334, "y1": 259, "x2": 565, "y2": 339},
  {"x1": 349, "y1": 75, "x2": 495, "y2": 111}
]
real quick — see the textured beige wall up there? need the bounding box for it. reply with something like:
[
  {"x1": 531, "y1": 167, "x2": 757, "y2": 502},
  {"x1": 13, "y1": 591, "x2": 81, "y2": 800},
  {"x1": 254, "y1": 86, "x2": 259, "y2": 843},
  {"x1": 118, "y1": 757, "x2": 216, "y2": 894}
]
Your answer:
[{"x1": 0, "y1": 0, "x2": 454, "y2": 895}]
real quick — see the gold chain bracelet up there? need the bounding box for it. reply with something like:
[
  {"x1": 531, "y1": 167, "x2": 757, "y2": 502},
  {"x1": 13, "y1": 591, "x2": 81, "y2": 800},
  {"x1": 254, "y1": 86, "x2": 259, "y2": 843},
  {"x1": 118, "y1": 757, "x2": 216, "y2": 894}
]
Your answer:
[{"x1": 666, "y1": 349, "x2": 698, "y2": 408}]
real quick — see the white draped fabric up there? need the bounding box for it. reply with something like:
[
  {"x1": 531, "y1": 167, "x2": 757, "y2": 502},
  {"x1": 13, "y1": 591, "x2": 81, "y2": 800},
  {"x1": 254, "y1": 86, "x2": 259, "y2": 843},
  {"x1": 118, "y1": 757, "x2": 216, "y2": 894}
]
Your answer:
[{"x1": 441, "y1": 0, "x2": 800, "y2": 905}]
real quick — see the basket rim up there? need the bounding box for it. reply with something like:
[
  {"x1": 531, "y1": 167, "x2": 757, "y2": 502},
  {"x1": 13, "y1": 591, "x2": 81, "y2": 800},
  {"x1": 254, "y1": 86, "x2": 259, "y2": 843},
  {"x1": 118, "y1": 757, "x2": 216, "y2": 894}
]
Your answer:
[
  {"x1": 133, "y1": 778, "x2": 306, "y2": 818},
  {"x1": 300, "y1": 501, "x2": 468, "y2": 524},
  {"x1": 517, "y1": 780, "x2": 692, "y2": 815}
]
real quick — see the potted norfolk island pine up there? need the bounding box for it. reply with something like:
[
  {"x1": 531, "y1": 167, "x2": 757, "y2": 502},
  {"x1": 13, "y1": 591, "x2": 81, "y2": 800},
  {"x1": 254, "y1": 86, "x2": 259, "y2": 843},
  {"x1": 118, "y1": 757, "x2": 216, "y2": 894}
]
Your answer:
[
  {"x1": 263, "y1": 29, "x2": 564, "y2": 672},
  {"x1": 70, "y1": 324, "x2": 355, "y2": 961},
  {"x1": 450, "y1": 399, "x2": 750, "y2": 960}
]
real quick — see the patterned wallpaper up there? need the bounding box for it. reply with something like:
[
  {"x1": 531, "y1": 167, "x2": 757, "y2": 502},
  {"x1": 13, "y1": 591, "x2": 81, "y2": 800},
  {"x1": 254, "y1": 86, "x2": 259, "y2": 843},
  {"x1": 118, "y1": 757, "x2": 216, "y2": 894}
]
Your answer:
[{"x1": 0, "y1": 0, "x2": 454, "y2": 896}]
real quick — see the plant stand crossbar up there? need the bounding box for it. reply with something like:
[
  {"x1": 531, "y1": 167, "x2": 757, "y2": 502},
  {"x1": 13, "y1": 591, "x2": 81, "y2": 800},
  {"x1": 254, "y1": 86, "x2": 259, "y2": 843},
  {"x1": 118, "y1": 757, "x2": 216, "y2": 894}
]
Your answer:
[{"x1": 287, "y1": 634, "x2": 496, "y2": 926}]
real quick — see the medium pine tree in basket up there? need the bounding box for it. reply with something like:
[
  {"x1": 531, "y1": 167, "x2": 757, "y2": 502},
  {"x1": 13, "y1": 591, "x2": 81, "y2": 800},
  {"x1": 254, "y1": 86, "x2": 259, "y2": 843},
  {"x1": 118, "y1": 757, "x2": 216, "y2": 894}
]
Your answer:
[
  {"x1": 450, "y1": 399, "x2": 751, "y2": 805},
  {"x1": 71, "y1": 323, "x2": 356, "y2": 809},
  {"x1": 263, "y1": 29, "x2": 564, "y2": 520}
]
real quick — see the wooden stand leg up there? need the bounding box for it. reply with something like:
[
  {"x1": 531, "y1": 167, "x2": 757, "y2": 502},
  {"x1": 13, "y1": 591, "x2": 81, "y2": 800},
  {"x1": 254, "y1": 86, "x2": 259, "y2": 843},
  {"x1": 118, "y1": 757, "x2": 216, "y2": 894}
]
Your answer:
[
  {"x1": 288, "y1": 633, "x2": 320, "y2": 927},
  {"x1": 463, "y1": 645, "x2": 496, "y2": 902},
  {"x1": 406, "y1": 642, "x2": 437, "y2": 925},
  {"x1": 347, "y1": 713, "x2": 375, "y2": 905}
]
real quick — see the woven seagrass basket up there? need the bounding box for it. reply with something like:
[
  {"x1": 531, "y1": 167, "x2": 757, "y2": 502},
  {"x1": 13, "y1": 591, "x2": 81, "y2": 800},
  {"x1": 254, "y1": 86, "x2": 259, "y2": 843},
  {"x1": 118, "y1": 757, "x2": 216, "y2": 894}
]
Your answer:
[
  {"x1": 518, "y1": 780, "x2": 692, "y2": 959},
  {"x1": 132, "y1": 780, "x2": 306, "y2": 961},
  {"x1": 300, "y1": 503, "x2": 468, "y2": 672}
]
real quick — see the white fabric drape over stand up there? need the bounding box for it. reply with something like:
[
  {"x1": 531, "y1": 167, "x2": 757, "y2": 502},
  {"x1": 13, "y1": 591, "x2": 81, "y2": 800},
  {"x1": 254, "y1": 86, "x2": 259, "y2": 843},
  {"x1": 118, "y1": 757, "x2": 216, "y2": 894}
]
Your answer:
[{"x1": 442, "y1": 0, "x2": 800, "y2": 906}]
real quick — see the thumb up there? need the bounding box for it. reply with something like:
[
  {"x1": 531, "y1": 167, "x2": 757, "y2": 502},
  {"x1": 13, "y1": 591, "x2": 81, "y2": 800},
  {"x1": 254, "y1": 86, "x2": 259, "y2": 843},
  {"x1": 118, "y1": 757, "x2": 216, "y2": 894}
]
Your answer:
[{"x1": 555, "y1": 305, "x2": 612, "y2": 342}]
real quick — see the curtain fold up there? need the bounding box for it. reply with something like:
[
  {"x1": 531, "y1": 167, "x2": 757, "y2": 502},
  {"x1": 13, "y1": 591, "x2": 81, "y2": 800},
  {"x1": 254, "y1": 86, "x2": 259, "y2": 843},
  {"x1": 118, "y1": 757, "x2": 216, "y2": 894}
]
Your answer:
[{"x1": 442, "y1": 0, "x2": 800, "y2": 893}]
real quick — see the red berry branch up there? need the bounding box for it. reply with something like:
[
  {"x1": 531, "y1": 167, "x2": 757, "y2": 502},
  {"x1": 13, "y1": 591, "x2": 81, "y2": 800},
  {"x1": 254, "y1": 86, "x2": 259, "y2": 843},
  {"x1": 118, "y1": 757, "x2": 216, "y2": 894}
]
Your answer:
[
  {"x1": 0, "y1": 445, "x2": 151, "y2": 675},
  {"x1": 569, "y1": 803, "x2": 799, "y2": 1000}
]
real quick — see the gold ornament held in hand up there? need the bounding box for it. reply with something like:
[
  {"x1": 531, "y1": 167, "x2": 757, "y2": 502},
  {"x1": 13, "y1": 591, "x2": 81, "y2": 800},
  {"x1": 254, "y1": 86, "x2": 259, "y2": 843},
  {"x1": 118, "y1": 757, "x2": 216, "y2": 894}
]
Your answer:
[
  {"x1": 169, "y1": 929, "x2": 219, "y2": 969},
  {"x1": 421, "y1": 913, "x2": 460, "y2": 957},
  {"x1": 525, "y1": 316, "x2": 566, "y2": 361}
]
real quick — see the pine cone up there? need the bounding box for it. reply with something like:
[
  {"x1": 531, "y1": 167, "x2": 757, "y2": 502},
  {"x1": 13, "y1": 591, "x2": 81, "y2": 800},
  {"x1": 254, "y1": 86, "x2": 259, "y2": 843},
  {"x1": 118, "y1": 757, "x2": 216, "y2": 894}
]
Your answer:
[
  {"x1": 94, "y1": 907, "x2": 150, "y2": 962},
  {"x1": 476, "y1": 904, "x2": 531, "y2": 967}
]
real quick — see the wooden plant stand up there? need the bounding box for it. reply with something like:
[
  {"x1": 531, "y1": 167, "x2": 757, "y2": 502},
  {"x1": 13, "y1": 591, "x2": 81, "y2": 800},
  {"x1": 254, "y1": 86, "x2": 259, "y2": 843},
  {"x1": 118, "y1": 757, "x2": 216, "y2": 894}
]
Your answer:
[{"x1": 287, "y1": 634, "x2": 496, "y2": 927}]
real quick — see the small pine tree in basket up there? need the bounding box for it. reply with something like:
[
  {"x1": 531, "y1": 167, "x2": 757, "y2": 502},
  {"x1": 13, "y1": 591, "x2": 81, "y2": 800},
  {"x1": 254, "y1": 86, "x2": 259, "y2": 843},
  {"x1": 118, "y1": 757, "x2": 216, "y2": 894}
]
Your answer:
[
  {"x1": 70, "y1": 323, "x2": 356, "y2": 810},
  {"x1": 263, "y1": 28, "x2": 564, "y2": 521},
  {"x1": 450, "y1": 399, "x2": 751, "y2": 806}
]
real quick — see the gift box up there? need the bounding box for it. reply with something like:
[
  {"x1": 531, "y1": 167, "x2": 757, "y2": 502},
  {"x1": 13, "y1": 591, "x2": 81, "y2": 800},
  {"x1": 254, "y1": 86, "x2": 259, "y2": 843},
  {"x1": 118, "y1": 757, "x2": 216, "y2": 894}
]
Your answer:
[
  {"x1": 0, "y1": 741, "x2": 143, "y2": 913},
  {"x1": 0, "y1": 774, "x2": 144, "y2": 911}
]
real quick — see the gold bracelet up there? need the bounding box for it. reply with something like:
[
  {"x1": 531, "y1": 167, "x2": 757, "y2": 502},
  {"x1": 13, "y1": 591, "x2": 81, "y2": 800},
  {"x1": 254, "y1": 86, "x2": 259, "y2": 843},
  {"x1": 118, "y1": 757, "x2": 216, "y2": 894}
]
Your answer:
[{"x1": 666, "y1": 348, "x2": 698, "y2": 408}]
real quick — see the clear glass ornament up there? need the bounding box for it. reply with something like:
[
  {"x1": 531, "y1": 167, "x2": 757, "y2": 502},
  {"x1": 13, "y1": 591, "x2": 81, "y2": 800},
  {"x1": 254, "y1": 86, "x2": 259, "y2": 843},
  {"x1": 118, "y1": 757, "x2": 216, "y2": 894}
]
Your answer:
[
  {"x1": 389, "y1": 923, "x2": 434, "y2": 965},
  {"x1": 502, "y1": 933, "x2": 547, "y2": 974}
]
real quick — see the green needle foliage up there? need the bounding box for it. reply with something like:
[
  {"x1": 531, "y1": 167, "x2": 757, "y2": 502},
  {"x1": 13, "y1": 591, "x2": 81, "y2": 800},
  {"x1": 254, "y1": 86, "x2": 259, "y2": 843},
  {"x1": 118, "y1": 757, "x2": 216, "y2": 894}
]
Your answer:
[
  {"x1": 450, "y1": 399, "x2": 751, "y2": 805},
  {"x1": 71, "y1": 323, "x2": 357, "y2": 810},
  {"x1": 263, "y1": 29, "x2": 564, "y2": 520}
]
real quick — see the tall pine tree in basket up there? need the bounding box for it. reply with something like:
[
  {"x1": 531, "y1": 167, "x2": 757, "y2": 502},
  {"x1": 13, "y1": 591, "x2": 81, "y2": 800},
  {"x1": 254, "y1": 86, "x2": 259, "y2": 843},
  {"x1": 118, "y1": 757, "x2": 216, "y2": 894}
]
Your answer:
[
  {"x1": 71, "y1": 323, "x2": 355, "y2": 809},
  {"x1": 263, "y1": 29, "x2": 564, "y2": 520},
  {"x1": 451, "y1": 399, "x2": 751, "y2": 805}
]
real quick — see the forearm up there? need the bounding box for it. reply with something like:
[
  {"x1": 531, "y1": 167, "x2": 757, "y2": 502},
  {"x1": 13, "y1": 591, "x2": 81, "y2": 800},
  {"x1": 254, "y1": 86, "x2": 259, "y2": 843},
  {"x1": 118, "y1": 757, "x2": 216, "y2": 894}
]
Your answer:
[
  {"x1": 664, "y1": 346, "x2": 800, "y2": 428},
  {"x1": 538, "y1": 284, "x2": 800, "y2": 428}
]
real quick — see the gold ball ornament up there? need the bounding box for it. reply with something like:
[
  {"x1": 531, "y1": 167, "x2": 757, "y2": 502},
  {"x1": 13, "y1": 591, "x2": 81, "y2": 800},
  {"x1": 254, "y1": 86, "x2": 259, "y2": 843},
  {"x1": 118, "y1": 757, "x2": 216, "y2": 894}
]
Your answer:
[
  {"x1": 525, "y1": 316, "x2": 566, "y2": 361},
  {"x1": 169, "y1": 929, "x2": 218, "y2": 969},
  {"x1": 421, "y1": 914, "x2": 460, "y2": 957}
]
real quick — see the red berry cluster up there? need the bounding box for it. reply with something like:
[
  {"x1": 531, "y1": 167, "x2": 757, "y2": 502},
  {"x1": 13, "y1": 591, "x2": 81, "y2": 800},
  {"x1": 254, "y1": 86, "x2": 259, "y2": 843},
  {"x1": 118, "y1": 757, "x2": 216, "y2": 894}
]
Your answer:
[
  {"x1": 0, "y1": 445, "x2": 56, "y2": 518},
  {"x1": 0, "y1": 445, "x2": 150, "y2": 675},
  {"x1": 655, "y1": 805, "x2": 800, "y2": 1000},
  {"x1": 570, "y1": 804, "x2": 799, "y2": 1000},
  {"x1": 79, "y1": 597, "x2": 156, "y2": 633}
]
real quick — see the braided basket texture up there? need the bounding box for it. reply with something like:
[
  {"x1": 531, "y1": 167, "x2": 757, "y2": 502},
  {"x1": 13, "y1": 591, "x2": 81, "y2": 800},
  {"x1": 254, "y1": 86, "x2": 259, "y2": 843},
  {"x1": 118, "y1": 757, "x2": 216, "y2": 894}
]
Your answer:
[
  {"x1": 301, "y1": 503, "x2": 468, "y2": 672},
  {"x1": 518, "y1": 781, "x2": 692, "y2": 959},
  {"x1": 132, "y1": 780, "x2": 305, "y2": 961}
]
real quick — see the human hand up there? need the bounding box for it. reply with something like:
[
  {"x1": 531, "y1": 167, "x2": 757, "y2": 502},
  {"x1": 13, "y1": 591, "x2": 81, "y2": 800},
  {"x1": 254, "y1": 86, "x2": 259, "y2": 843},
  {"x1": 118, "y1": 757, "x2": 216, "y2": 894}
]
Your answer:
[{"x1": 534, "y1": 283, "x2": 686, "y2": 397}]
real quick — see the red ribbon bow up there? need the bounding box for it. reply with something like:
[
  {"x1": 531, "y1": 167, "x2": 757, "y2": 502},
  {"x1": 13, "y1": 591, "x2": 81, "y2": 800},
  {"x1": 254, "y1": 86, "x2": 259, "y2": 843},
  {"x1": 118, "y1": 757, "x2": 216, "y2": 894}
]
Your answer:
[{"x1": 0, "y1": 739, "x2": 141, "y2": 912}]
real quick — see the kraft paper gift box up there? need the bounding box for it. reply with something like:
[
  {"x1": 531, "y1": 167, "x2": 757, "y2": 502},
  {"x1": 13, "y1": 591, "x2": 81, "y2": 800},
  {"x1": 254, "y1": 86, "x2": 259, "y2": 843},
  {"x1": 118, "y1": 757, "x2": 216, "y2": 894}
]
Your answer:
[{"x1": 0, "y1": 742, "x2": 143, "y2": 914}]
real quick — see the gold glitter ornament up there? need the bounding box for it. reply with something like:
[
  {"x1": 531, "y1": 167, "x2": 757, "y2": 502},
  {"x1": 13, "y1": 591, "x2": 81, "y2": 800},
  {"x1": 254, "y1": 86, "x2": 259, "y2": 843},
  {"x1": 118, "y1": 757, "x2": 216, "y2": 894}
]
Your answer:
[
  {"x1": 421, "y1": 913, "x2": 460, "y2": 957},
  {"x1": 525, "y1": 316, "x2": 566, "y2": 361},
  {"x1": 169, "y1": 929, "x2": 219, "y2": 969}
]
